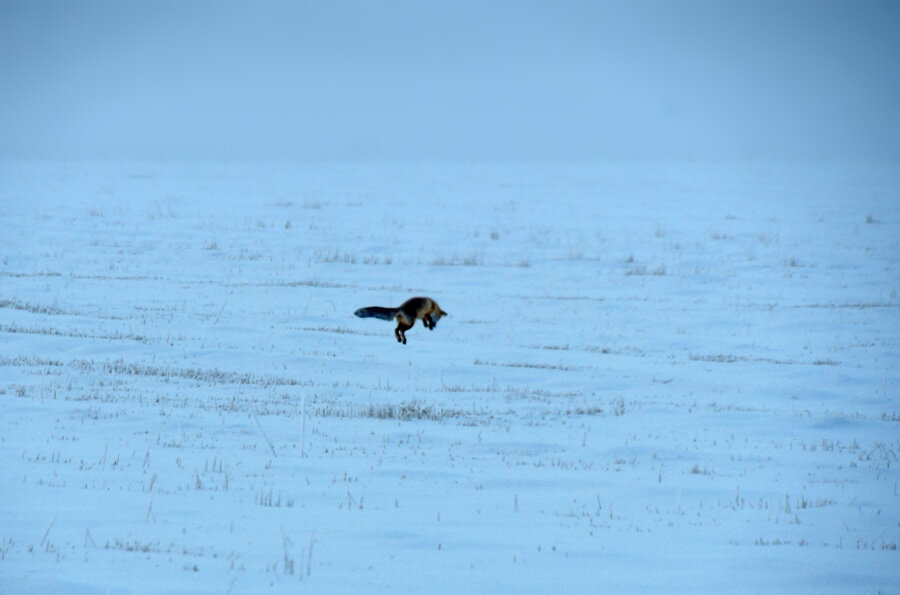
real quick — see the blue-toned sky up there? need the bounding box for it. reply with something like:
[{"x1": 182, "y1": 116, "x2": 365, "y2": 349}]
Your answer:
[{"x1": 1, "y1": 0, "x2": 897, "y2": 161}]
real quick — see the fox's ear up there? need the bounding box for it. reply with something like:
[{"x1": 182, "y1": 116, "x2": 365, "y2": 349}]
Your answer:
[{"x1": 441, "y1": 310, "x2": 448, "y2": 317}]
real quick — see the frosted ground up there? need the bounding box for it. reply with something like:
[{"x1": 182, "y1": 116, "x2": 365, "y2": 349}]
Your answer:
[{"x1": 1, "y1": 161, "x2": 897, "y2": 593}]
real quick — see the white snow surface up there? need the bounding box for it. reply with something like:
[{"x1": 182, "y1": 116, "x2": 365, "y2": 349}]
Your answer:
[{"x1": 1, "y1": 161, "x2": 898, "y2": 593}]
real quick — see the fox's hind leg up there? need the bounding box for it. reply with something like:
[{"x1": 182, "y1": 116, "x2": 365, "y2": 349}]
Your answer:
[{"x1": 395, "y1": 320, "x2": 412, "y2": 344}]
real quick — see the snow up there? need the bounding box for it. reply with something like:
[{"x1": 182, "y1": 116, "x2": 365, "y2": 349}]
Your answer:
[{"x1": 1, "y1": 160, "x2": 898, "y2": 593}]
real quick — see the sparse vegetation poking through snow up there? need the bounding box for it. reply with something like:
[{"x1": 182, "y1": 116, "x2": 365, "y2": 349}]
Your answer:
[
  {"x1": 1, "y1": 162, "x2": 897, "y2": 593},
  {"x1": 69, "y1": 358, "x2": 312, "y2": 387},
  {"x1": 314, "y1": 399, "x2": 457, "y2": 422},
  {"x1": 0, "y1": 299, "x2": 68, "y2": 315}
]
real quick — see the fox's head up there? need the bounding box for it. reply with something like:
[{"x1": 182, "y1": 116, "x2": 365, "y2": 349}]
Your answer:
[{"x1": 436, "y1": 308, "x2": 448, "y2": 320}]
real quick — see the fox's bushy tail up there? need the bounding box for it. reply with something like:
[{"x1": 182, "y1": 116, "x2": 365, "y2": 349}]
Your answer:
[{"x1": 354, "y1": 306, "x2": 398, "y2": 321}]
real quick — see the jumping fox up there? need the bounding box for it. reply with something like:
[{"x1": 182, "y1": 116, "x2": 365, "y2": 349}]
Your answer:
[{"x1": 354, "y1": 297, "x2": 448, "y2": 344}]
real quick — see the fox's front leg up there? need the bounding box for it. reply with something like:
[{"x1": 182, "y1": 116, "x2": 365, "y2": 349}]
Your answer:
[{"x1": 423, "y1": 314, "x2": 434, "y2": 330}]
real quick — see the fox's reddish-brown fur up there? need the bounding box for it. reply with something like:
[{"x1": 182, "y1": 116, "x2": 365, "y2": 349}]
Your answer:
[{"x1": 354, "y1": 297, "x2": 448, "y2": 344}]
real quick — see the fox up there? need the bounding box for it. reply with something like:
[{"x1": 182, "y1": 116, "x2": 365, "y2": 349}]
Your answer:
[{"x1": 354, "y1": 297, "x2": 448, "y2": 344}]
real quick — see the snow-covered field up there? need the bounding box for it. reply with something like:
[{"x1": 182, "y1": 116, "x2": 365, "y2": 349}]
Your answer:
[{"x1": 1, "y1": 161, "x2": 898, "y2": 593}]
